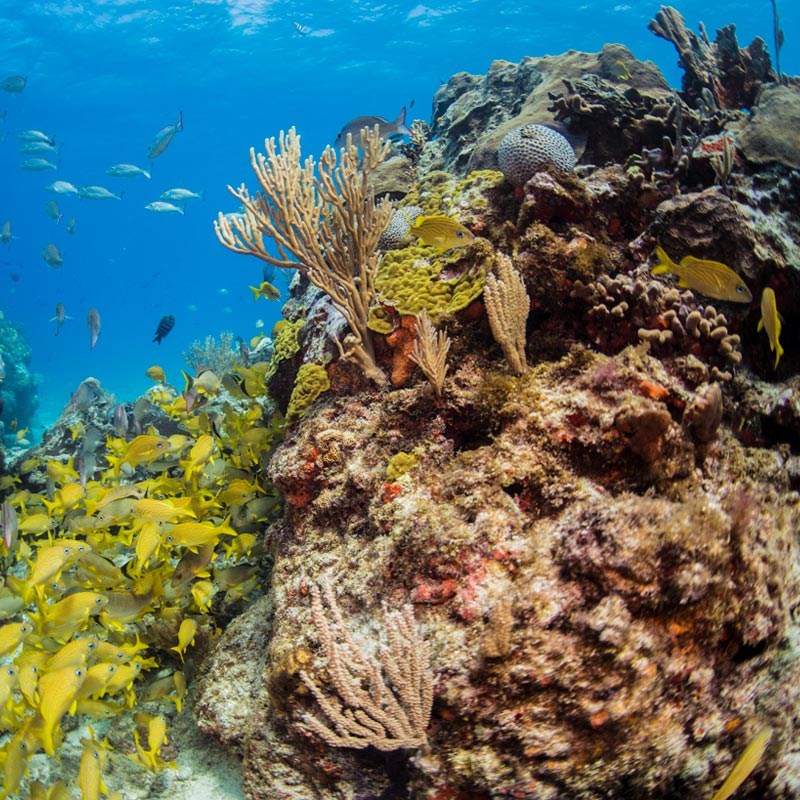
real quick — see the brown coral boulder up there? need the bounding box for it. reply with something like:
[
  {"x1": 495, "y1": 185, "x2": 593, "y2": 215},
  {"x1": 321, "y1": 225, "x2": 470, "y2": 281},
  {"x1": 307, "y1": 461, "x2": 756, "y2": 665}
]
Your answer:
[{"x1": 736, "y1": 84, "x2": 800, "y2": 170}]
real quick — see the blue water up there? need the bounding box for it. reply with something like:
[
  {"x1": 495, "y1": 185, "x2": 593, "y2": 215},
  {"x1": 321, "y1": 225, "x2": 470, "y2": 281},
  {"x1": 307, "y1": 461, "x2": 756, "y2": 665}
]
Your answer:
[{"x1": 1, "y1": 0, "x2": 797, "y2": 436}]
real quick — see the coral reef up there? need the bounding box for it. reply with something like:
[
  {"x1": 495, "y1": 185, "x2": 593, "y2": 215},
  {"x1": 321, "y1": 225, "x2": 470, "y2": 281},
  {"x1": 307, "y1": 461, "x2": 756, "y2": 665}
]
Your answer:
[
  {"x1": 191, "y1": 12, "x2": 800, "y2": 799},
  {"x1": 4, "y1": 8, "x2": 800, "y2": 800},
  {"x1": 0, "y1": 313, "x2": 38, "y2": 433}
]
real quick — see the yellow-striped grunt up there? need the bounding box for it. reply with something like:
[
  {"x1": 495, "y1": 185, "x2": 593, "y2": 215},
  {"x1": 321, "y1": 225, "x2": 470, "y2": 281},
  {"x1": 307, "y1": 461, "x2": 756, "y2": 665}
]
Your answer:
[
  {"x1": 404, "y1": 211, "x2": 475, "y2": 251},
  {"x1": 37, "y1": 663, "x2": 87, "y2": 755},
  {"x1": 652, "y1": 245, "x2": 752, "y2": 303},
  {"x1": 757, "y1": 287, "x2": 784, "y2": 368}
]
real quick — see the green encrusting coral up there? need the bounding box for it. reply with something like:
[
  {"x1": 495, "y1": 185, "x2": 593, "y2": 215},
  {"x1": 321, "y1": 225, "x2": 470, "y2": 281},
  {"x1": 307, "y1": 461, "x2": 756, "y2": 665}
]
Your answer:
[
  {"x1": 401, "y1": 169, "x2": 505, "y2": 216},
  {"x1": 369, "y1": 243, "x2": 489, "y2": 326},
  {"x1": 286, "y1": 363, "x2": 331, "y2": 423},
  {"x1": 265, "y1": 319, "x2": 305, "y2": 381},
  {"x1": 386, "y1": 451, "x2": 420, "y2": 480}
]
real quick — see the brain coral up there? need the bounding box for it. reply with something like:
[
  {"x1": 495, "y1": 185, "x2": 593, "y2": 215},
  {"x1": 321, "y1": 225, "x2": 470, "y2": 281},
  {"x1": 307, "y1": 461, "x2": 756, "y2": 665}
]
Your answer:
[
  {"x1": 378, "y1": 206, "x2": 424, "y2": 251},
  {"x1": 498, "y1": 123, "x2": 576, "y2": 185}
]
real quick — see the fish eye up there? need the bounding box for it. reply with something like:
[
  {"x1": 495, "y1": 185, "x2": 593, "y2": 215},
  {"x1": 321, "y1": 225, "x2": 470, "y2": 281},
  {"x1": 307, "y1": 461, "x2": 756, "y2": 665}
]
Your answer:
[
  {"x1": 737, "y1": 285, "x2": 744, "y2": 293},
  {"x1": 63, "y1": 547, "x2": 71, "y2": 554},
  {"x1": 20, "y1": 624, "x2": 29, "y2": 633},
  {"x1": 457, "y1": 231, "x2": 464, "y2": 238},
  {"x1": 75, "y1": 668, "x2": 83, "y2": 677},
  {"x1": 5, "y1": 667, "x2": 14, "y2": 676},
  {"x1": 157, "y1": 442, "x2": 165, "y2": 449}
]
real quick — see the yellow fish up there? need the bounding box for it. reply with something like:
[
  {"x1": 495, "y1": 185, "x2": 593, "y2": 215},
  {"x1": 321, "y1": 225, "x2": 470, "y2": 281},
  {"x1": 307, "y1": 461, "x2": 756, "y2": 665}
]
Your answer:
[
  {"x1": 2, "y1": 715, "x2": 44, "y2": 796},
  {"x1": 37, "y1": 662, "x2": 87, "y2": 755},
  {"x1": 404, "y1": 211, "x2": 475, "y2": 251},
  {"x1": 131, "y1": 497, "x2": 196, "y2": 523},
  {"x1": 46, "y1": 637, "x2": 100, "y2": 671},
  {"x1": 16, "y1": 649, "x2": 49, "y2": 707},
  {"x1": 181, "y1": 434, "x2": 216, "y2": 485},
  {"x1": 0, "y1": 621, "x2": 33, "y2": 657},
  {"x1": 249, "y1": 280, "x2": 280, "y2": 301},
  {"x1": 79, "y1": 729, "x2": 110, "y2": 800},
  {"x1": 42, "y1": 482, "x2": 85, "y2": 516},
  {"x1": 76, "y1": 662, "x2": 120, "y2": 701},
  {"x1": 37, "y1": 591, "x2": 108, "y2": 638},
  {"x1": 18, "y1": 512, "x2": 55, "y2": 533},
  {"x1": 170, "y1": 617, "x2": 197, "y2": 663},
  {"x1": 757, "y1": 287, "x2": 784, "y2": 368},
  {"x1": 117, "y1": 434, "x2": 171, "y2": 473},
  {"x1": 652, "y1": 245, "x2": 752, "y2": 303},
  {"x1": 132, "y1": 712, "x2": 174, "y2": 772},
  {"x1": 132, "y1": 521, "x2": 163, "y2": 575},
  {"x1": 15, "y1": 427, "x2": 30, "y2": 443},
  {"x1": 712, "y1": 726, "x2": 773, "y2": 800},
  {"x1": 145, "y1": 365, "x2": 166, "y2": 382},
  {"x1": 0, "y1": 664, "x2": 18, "y2": 718},
  {"x1": 610, "y1": 58, "x2": 631, "y2": 80},
  {"x1": 164, "y1": 520, "x2": 236, "y2": 550},
  {"x1": 190, "y1": 579, "x2": 216, "y2": 612},
  {"x1": 19, "y1": 539, "x2": 91, "y2": 601},
  {"x1": 46, "y1": 457, "x2": 80, "y2": 484}
]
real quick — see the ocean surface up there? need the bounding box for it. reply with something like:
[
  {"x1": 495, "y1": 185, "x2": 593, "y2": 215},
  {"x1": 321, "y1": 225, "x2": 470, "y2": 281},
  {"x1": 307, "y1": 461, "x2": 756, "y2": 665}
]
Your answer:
[{"x1": 1, "y1": 0, "x2": 797, "y2": 440}]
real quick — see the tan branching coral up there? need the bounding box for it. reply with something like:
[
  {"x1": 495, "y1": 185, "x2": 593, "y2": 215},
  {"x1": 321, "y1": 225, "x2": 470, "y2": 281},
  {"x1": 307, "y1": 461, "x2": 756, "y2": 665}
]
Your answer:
[
  {"x1": 484, "y1": 253, "x2": 530, "y2": 375},
  {"x1": 410, "y1": 311, "x2": 451, "y2": 396},
  {"x1": 299, "y1": 579, "x2": 433, "y2": 752},
  {"x1": 214, "y1": 126, "x2": 393, "y2": 386}
]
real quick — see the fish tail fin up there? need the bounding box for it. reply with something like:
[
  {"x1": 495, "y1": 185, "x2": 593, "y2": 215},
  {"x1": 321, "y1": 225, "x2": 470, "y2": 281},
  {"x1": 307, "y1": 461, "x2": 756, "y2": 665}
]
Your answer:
[
  {"x1": 181, "y1": 204, "x2": 186, "y2": 215},
  {"x1": 651, "y1": 245, "x2": 673, "y2": 275},
  {"x1": 201, "y1": 190, "x2": 206, "y2": 200},
  {"x1": 757, "y1": 318, "x2": 764, "y2": 333},
  {"x1": 775, "y1": 341, "x2": 784, "y2": 368},
  {"x1": 177, "y1": 111, "x2": 183, "y2": 131},
  {"x1": 249, "y1": 286, "x2": 260, "y2": 301},
  {"x1": 394, "y1": 106, "x2": 411, "y2": 136}
]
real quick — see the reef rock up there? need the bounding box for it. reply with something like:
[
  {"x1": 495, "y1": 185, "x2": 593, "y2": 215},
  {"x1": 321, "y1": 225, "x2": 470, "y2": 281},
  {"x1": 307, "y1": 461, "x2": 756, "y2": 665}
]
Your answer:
[
  {"x1": 197, "y1": 340, "x2": 800, "y2": 800},
  {"x1": 418, "y1": 44, "x2": 671, "y2": 178},
  {"x1": 735, "y1": 84, "x2": 800, "y2": 171}
]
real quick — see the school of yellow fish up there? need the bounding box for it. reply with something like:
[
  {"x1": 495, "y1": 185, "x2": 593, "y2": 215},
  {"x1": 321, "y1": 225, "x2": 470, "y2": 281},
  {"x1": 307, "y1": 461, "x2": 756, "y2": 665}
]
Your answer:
[{"x1": 0, "y1": 360, "x2": 279, "y2": 799}]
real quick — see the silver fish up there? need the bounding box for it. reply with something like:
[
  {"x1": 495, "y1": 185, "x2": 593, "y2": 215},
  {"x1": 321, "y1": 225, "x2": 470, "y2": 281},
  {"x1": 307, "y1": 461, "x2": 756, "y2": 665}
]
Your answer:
[
  {"x1": 160, "y1": 188, "x2": 204, "y2": 202},
  {"x1": 20, "y1": 141, "x2": 58, "y2": 154},
  {"x1": 66, "y1": 218, "x2": 77, "y2": 235},
  {"x1": 51, "y1": 303, "x2": 70, "y2": 335},
  {"x1": 0, "y1": 221, "x2": 11, "y2": 244},
  {"x1": 18, "y1": 129, "x2": 52, "y2": 144},
  {"x1": 2, "y1": 501, "x2": 18, "y2": 551},
  {"x1": 145, "y1": 201, "x2": 184, "y2": 215},
  {"x1": 147, "y1": 111, "x2": 183, "y2": 159},
  {"x1": 335, "y1": 107, "x2": 411, "y2": 148},
  {"x1": 79, "y1": 186, "x2": 123, "y2": 200},
  {"x1": 21, "y1": 157, "x2": 58, "y2": 171},
  {"x1": 45, "y1": 200, "x2": 62, "y2": 224},
  {"x1": 42, "y1": 243, "x2": 64, "y2": 268},
  {"x1": 106, "y1": 163, "x2": 151, "y2": 179},
  {"x1": 113, "y1": 404, "x2": 129, "y2": 438},
  {"x1": 47, "y1": 181, "x2": 79, "y2": 195}
]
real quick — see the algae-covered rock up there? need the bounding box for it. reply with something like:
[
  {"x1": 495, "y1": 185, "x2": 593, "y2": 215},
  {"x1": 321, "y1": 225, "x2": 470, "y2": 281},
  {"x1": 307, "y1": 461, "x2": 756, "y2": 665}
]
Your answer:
[
  {"x1": 0, "y1": 314, "x2": 38, "y2": 432},
  {"x1": 736, "y1": 84, "x2": 800, "y2": 170}
]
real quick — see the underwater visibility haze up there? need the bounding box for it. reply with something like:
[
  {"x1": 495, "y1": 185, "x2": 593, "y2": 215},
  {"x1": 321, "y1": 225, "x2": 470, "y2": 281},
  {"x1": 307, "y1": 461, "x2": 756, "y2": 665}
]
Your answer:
[
  {"x1": 2, "y1": 1, "x2": 800, "y2": 799},
  {"x1": 1, "y1": 0, "x2": 798, "y2": 431}
]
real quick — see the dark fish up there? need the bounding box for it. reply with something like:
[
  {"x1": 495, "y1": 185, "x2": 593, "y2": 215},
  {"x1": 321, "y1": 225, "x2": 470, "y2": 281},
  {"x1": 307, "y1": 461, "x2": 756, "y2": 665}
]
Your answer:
[
  {"x1": 1, "y1": 75, "x2": 26, "y2": 93},
  {"x1": 335, "y1": 107, "x2": 411, "y2": 148},
  {"x1": 87, "y1": 308, "x2": 101, "y2": 349},
  {"x1": 147, "y1": 112, "x2": 183, "y2": 159},
  {"x1": 152, "y1": 314, "x2": 175, "y2": 344}
]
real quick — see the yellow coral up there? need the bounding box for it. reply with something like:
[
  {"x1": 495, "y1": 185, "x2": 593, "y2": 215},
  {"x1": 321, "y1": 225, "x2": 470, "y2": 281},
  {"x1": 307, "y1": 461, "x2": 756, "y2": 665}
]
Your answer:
[
  {"x1": 286, "y1": 363, "x2": 331, "y2": 423},
  {"x1": 372, "y1": 243, "x2": 489, "y2": 324},
  {"x1": 386, "y1": 451, "x2": 420, "y2": 480}
]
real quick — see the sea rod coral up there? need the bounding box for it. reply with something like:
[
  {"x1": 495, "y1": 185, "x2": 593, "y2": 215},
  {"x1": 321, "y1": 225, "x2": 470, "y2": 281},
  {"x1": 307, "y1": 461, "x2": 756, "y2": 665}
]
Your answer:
[{"x1": 214, "y1": 126, "x2": 393, "y2": 386}]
